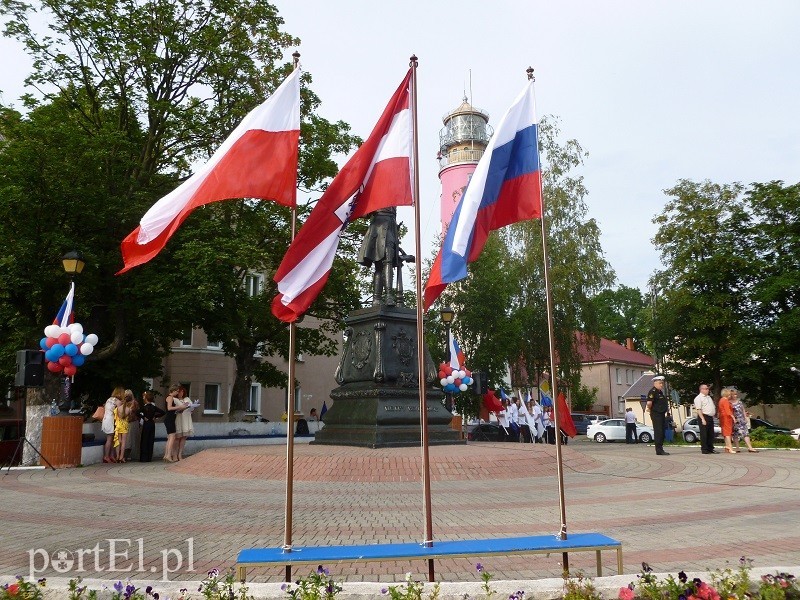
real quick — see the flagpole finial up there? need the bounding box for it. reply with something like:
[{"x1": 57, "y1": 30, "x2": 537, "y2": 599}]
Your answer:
[
  {"x1": 292, "y1": 51, "x2": 300, "y2": 68},
  {"x1": 409, "y1": 54, "x2": 418, "y2": 67},
  {"x1": 526, "y1": 66, "x2": 535, "y2": 81}
]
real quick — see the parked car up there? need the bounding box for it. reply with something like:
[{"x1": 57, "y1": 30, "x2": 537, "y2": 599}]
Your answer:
[
  {"x1": 466, "y1": 422, "x2": 502, "y2": 441},
  {"x1": 571, "y1": 414, "x2": 592, "y2": 435},
  {"x1": 790, "y1": 427, "x2": 800, "y2": 441},
  {"x1": 682, "y1": 416, "x2": 722, "y2": 443},
  {"x1": 571, "y1": 414, "x2": 610, "y2": 435},
  {"x1": 587, "y1": 418, "x2": 654, "y2": 443},
  {"x1": 747, "y1": 417, "x2": 791, "y2": 434}
]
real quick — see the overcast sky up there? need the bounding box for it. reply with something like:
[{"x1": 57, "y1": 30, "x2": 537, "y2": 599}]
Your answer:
[{"x1": 2, "y1": 1, "x2": 799, "y2": 292}]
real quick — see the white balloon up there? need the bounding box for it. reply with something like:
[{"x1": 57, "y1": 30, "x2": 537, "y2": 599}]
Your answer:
[
  {"x1": 69, "y1": 323, "x2": 84, "y2": 334},
  {"x1": 440, "y1": 378, "x2": 448, "y2": 386},
  {"x1": 80, "y1": 344, "x2": 94, "y2": 356},
  {"x1": 459, "y1": 384, "x2": 469, "y2": 392},
  {"x1": 70, "y1": 331, "x2": 84, "y2": 344},
  {"x1": 446, "y1": 375, "x2": 455, "y2": 384},
  {"x1": 458, "y1": 370, "x2": 466, "y2": 379},
  {"x1": 85, "y1": 333, "x2": 99, "y2": 346},
  {"x1": 44, "y1": 325, "x2": 60, "y2": 338}
]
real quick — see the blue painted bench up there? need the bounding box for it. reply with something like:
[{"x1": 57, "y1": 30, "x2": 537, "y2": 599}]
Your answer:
[{"x1": 236, "y1": 533, "x2": 622, "y2": 580}]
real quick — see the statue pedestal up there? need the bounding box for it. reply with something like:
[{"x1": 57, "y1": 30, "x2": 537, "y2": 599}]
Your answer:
[{"x1": 313, "y1": 305, "x2": 462, "y2": 448}]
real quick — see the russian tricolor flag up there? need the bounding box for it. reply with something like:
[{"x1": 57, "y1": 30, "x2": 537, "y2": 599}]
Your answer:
[
  {"x1": 424, "y1": 79, "x2": 542, "y2": 309},
  {"x1": 448, "y1": 332, "x2": 465, "y2": 370}
]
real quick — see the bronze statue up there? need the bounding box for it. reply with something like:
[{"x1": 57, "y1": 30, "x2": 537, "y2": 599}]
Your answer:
[{"x1": 358, "y1": 207, "x2": 413, "y2": 306}]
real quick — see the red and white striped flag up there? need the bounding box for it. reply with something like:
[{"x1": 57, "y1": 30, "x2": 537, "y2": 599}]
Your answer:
[
  {"x1": 272, "y1": 70, "x2": 413, "y2": 322},
  {"x1": 118, "y1": 69, "x2": 301, "y2": 274}
]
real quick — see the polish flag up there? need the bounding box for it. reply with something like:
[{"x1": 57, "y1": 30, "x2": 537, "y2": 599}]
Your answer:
[
  {"x1": 118, "y1": 69, "x2": 301, "y2": 274},
  {"x1": 272, "y1": 70, "x2": 413, "y2": 323}
]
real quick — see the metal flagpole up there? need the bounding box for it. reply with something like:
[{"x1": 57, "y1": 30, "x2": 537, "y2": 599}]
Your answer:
[
  {"x1": 409, "y1": 54, "x2": 436, "y2": 583},
  {"x1": 282, "y1": 50, "x2": 301, "y2": 583},
  {"x1": 528, "y1": 66, "x2": 570, "y2": 573}
]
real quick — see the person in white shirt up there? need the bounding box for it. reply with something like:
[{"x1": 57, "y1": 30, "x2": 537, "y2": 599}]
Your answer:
[
  {"x1": 693, "y1": 383, "x2": 717, "y2": 454},
  {"x1": 624, "y1": 407, "x2": 638, "y2": 444},
  {"x1": 497, "y1": 398, "x2": 509, "y2": 441},
  {"x1": 531, "y1": 401, "x2": 544, "y2": 443},
  {"x1": 517, "y1": 397, "x2": 531, "y2": 443},
  {"x1": 508, "y1": 397, "x2": 520, "y2": 441}
]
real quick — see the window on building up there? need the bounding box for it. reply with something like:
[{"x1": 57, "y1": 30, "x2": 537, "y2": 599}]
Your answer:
[
  {"x1": 285, "y1": 386, "x2": 302, "y2": 413},
  {"x1": 247, "y1": 384, "x2": 260, "y2": 414},
  {"x1": 618, "y1": 396, "x2": 625, "y2": 415},
  {"x1": 245, "y1": 274, "x2": 263, "y2": 297},
  {"x1": 204, "y1": 384, "x2": 220, "y2": 412},
  {"x1": 207, "y1": 339, "x2": 222, "y2": 350},
  {"x1": 180, "y1": 329, "x2": 193, "y2": 347},
  {"x1": 615, "y1": 368, "x2": 622, "y2": 384}
]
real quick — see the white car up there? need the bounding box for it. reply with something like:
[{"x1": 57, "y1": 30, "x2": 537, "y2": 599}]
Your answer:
[
  {"x1": 791, "y1": 427, "x2": 800, "y2": 441},
  {"x1": 587, "y1": 418, "x2": 654, "y2": 444}
]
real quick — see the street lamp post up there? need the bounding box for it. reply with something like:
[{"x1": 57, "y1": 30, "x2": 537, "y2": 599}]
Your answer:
[
  {"x1": 439, "y1": 307, "x2": 455, "y2": 412},
  {"x1": 60, "y1": 250, "x2": 86, "y2": 413}
]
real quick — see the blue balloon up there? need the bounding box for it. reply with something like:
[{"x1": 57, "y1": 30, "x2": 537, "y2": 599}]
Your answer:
[
  {"x1": 50, "y1": 343, "x2": 65, "y2": 358},
  {"x1": 72, "y1": 354, "x2": 85, "y2": 367},
  {"x1": 65, "y1": 343, "x2": 79, "y2": 356},
  {"x1": 39, "y1": 337, "x2": 49, "y2": 350}
]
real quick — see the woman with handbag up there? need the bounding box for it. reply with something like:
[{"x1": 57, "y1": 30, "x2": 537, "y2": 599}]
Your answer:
[
  {"x1": 138, "y1": 391, "x2": 165, "y2": 462},
  {"x1": 101, "y1": 387, "x2": 124, "y2": 463}
]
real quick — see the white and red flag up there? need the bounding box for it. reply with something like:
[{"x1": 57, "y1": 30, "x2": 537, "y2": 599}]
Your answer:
[
  {"x1": 272, "y1": 70, "x2": 413, "y2": 322},
  {"x1": 118, "y1": 69, "x2": 301, "y2": 274}
]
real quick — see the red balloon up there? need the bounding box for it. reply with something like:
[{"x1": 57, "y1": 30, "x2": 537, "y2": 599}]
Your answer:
[
  {"x1": 47, "y1": 361, "x2": 63, "y2": 373},
  {"x1": 58, "y1": 355, "x2": 73, "y2": 366},
  {"x1": 45, "y1": 337, "x2": 57, "y2": 348},
  {"x1": 58, "y1": 332, "x2": 71, "y2": 345},
  {"x1": 465, "y1": 369, "x2": 472, "y2": 377},
  {"x1": 439, "y1": 362, "x2": 447, "y2": 370},
  {"x1": 455, "y1": 379, "x2": 462, "y2": 386},
  {"x1": 438, "y1": 370, "x2": 446, "y2": 379},
  {"x1": 444, "y1": 366, "x2": 453, "y2": 375},
  {"x1": 63, "y1": 365, "x2": 77, "y2": 377}
]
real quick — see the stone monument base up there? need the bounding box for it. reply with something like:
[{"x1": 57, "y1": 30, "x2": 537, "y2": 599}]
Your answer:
[
  {"x1": 312, "y1": 304, "x2": 462, "y2": 448},
  {"x1": 312, "y1": 384, "x2": 462, "y2": 448}
]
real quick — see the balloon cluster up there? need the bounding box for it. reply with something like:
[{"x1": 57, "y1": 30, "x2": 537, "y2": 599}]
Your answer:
[
  {"x1": 39, "y1": 323, "x2": 99, "y2": 377},
  {"x1": 438, "y1": 362, "x2": 473, "y2": 394}
]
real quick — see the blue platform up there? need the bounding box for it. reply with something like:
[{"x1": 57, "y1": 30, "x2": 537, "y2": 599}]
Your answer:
[{"x1": 236, "y1": 533, "x2": 623, "y2": 580}]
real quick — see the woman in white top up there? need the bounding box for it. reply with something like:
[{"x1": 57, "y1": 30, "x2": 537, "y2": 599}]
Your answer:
[{"x1": 174, "y1": 387, "x2": 194, "y2": 461}]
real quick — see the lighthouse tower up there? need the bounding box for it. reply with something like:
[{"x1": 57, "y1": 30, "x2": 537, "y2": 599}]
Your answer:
[{"x1": 438, "y1": 96, "x2": 492, "y2": 230}]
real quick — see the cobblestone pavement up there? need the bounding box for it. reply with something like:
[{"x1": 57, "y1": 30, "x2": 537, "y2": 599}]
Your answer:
[{"x1": 1, "y1": 439, "x2": 798, "y2": 583}]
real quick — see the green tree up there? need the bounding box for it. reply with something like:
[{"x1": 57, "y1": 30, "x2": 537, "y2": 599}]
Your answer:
[
  {"x1": 507, "y1": 116, "x2": 615, "y2": 390},
  {"x1": 0, "y1": 0, "x2": 360, "y2": 406},
  {"x1": 590, "y1": 285, "x2": 647, "y2": 350},
  {"x1": 736, "y1": 181, "x2": 800, "y2": 403},
  {"x1": 650, "y1": 179, "x2": 754, "y2": 397}
]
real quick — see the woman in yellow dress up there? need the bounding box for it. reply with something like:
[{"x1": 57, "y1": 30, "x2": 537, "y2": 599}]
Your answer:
[{"x1": 114, "y1": 393, "x2": 132, "y2": 462}]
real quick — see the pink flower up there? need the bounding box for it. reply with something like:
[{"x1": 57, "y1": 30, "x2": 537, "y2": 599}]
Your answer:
[{"x1": 619, "y1": 587, "x2": 635, "y2": 600}]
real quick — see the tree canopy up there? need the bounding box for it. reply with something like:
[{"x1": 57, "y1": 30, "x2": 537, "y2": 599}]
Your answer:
[
  {"x1": 0, "y1": 0, "x2": 361, "y2": 407},
  {"x1": 650, "y1": 179, "x2": 800, "y2": 404}
]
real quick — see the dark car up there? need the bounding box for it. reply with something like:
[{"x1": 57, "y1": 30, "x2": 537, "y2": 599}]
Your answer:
[
  {"x1": 570, "y1": 414, "x2": 592, "y2": 435},
  {"x1": 749, "y1": 417, "x2": 791, "y2": 434},
  {"x1": 466, "y1": 422, "x2": 502, "y2": 441}
]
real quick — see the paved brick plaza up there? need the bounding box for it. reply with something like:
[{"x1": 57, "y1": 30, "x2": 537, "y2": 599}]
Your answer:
[{"x1": 1, "y1": 439, "x2": 798, "y2": 583}]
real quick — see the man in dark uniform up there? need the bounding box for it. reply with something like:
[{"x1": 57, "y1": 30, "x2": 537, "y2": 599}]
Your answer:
[{"x1": 646, "y1": 375, "x2": 669, "y2": 455}]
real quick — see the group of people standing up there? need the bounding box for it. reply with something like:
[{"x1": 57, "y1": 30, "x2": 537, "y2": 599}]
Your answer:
[
  {"x1": 646, "y1": 375, "x2": 758, "y2": 456},
  {"x1": 497, "y1": 397, "x2": 561, "y2": 444},
  {"x1": 694, "y1": 384, "x2": 758, "y2": 454},
  {"x1": 100, "y1": 384, "x2": 194, "y2": 463}
]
